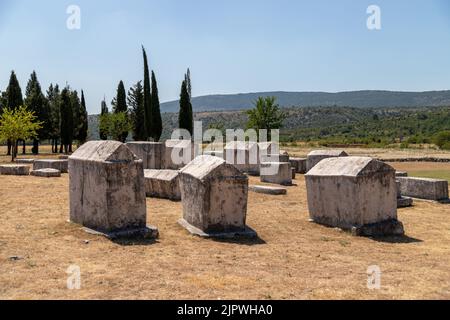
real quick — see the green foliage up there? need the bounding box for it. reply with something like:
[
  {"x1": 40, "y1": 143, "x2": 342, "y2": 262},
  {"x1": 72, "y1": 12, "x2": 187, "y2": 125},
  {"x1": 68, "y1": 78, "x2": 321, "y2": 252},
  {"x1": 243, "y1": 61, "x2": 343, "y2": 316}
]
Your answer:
[
  {"x1": 178, "y1": 80, "x2": 193, "y2": 135},
  {"x1": 46, "y1": 84, "x2": 61, "y2": 140},
  {"x1": 246, "y1": 97, "x2": 286, "y2": 136},
  {"x1": 142, "y1": 46, "x2": 152, "y2": 140},
  {"x1": 0, "y1": 106, "x2": 42, "y2": 161},
  {"x1": 60, "y1": 88, "x2": 74, "y2": 152},
  {"x1": 434, "y1": 131, "x2": 450, "y2": 150},
  {"x1": 113, "y1": 81, "x2": 128, "y2": 142},
  {"x1": 99, "y1": 99, "x2": 109, "y2": 140},
  {"x1": 150, "y1": 71, "x2": 162, "y2": 141},
  {"x1": 77, "y1": 90, "x2": 88, "y2": 144},
  {"x1": 99, "y1": 112, "x2": 131, "y2": 142},
  {"x1": 128, "y1": 81, "x2": 146, "y2": 141},
  {"x1": 6, "y1": 71, "x2": 23, "y2": 109}
]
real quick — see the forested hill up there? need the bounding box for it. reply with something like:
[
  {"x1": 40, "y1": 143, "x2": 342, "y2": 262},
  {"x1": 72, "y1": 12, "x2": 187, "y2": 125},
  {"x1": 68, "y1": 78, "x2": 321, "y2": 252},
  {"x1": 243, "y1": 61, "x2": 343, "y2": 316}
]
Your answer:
[{"x1": 159, "y1": 90, "x2": 450, "y2": 112}]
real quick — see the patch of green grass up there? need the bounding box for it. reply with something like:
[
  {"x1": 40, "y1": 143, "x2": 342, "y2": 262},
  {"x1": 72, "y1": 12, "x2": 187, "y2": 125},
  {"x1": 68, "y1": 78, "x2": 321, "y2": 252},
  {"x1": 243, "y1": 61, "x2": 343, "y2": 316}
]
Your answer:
[{"x1": 409, "y1": 170, "x2": 450, "y2": 182}]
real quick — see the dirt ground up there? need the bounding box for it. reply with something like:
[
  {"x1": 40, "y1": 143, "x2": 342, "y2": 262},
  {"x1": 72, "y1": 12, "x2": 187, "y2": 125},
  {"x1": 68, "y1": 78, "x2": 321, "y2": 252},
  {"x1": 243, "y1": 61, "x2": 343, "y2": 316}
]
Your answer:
[{"x1": 0, "y1": 146, "x2": 450, "y2": 300}]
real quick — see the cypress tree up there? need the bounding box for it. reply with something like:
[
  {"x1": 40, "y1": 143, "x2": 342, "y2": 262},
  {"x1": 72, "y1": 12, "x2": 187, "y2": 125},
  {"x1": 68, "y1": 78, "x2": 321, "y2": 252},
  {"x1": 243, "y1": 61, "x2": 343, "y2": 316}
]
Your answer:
[
  {"x1": 70, "y1": 90, "x2": 81, "y2": 151},
  {"x1": 60, "y1": 88, "x2": 74, "y2": 154},
  {"x1": 127, "y1": 81, "x2": 146, "y2": 141},
  {"x1": 47, "y1": 84, "x2": 61, "y2": 153},
  {"x1": 114, "y1": 81, "x2": 128, "y2": 142},
  {"x1": 99, "y1": 98, "x2": 109, "y2": 140},
  {"x1": 77, "y1": 90, "x2": 88, "y2": 145},
  {"x1": 185, "y1": 68, "x2": 192, "y2": 99},
  {"x1": 142, "y1": 46, "x2": 152, "y2": 140},
  {"x1": 5, "y1": 71, "x2": 23, "y2": 155},
  {"x1": 25, "y1": 71, "x2": 50, "y2": 154},
  {"x1": 150, "y1": 71, "x2": 162, "y2": 141},
  {"x1": 178, "y1": 80, "x2": 193, "y2": 136}
]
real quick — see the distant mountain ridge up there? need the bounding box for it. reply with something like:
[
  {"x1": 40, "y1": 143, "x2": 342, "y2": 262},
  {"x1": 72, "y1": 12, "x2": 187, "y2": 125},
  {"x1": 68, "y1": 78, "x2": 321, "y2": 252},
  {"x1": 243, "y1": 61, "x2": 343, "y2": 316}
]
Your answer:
[{"x1": 159, "y1": 90, "x2": 450, "y2": 112}]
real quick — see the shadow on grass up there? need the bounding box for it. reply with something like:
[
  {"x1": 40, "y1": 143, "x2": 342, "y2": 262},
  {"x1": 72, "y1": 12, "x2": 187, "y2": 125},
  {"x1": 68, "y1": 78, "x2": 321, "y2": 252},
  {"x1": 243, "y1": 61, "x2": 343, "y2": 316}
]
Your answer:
[
  {"x1": 210, "y1": 234, "x2": 267, "y2": 246},
  {"x1": 369, "y1": 234, "x2": 423, "y2": 244}
]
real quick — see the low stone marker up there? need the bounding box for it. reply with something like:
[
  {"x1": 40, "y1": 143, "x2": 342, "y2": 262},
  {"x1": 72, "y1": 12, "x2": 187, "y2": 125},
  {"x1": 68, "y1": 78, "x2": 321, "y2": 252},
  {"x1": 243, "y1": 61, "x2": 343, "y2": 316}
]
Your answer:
[
  {"x1": 306, "y1": 150, "x2": 348, "y2": 172},
  {"x1": 260, "y1": 162, "x2": 292, "y2": 186},
  {"x1": 0, "y1": 164, "x2": 30, "y2": 176},
  {"x1": 33, "y1": 159, "x2": 68, "y2": 173},
  {"x1": 178, "y1": 155, "x2": 256, "y2": 238},
  {"x1": 249, "y1": 185, "x2": 287, "y2": 195},
  {"x1": 397, "y1": 177, "x2": 449, "y2": 202},
  {"x1": 396, "y1": 181, "x2": 413, "y2": 208},
  {"x1": 15, "y1": 159, "x2": 35, "y2": 164},
  {"x1": 224, "y1": 141, "x2": 260, "y2": 175},
  {"x1": 144, "y1": 169, "x2": 181, "y2": 201},
  {"x1": 290, "y1": 157, "x2": 307, "y2": 174},
  {"x1": 126, "y1": 141, "x2": 165, "y2": 169},
  {"x1": 291, "y1": 168, "x2": 296, "y2": 180},
  {"x1": 31, "y1": 168, "x2": 61, "y2": 178},
  {"x1": 69, "y1": 140, "x2": 158, "y2": 239},
  {"x1": 305, "y1": 157, "x2": 404, "y2": 236}
]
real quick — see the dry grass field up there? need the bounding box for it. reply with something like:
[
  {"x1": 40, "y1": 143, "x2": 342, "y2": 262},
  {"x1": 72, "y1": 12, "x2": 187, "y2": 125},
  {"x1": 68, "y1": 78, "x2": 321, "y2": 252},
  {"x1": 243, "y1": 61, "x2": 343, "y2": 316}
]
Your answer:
[{"x1": 0, "y1": 145, "x2": 450, "y2": 300}]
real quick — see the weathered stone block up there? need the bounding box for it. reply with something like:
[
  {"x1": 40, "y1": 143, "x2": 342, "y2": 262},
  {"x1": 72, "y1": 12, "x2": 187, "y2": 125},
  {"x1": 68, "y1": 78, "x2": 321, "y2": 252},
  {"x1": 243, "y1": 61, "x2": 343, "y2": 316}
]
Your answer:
[
  {"x1": 260, "y1": 162, "x2": 292, "y2": 186},
  {"x1": 144, "y1": 169, "x2": 181, "y2": 201},
  {"x1": 178, "y1": 155, "x2": 255, "y2": 238},
  {"x1": 306, "y1": 150, "x2": 348, "y2": 172},
  {"x1": 290, "y1": 157, "x2": 307, "y2": 174},
  {"x1": 126, "y1": 142, "x2": 165, "y2": 169},
  {"x1": 305, "y1": 157, "x2": 403, "y2": 236},
  {"x1": 31, "y1": 168, "x2": 61, "y2": 178},
  {"x1": 224, "y1": 141, "x2": 260, "y2": 175},
  {"x1": 0, "y1": 164, "x2": 30, "y2": 176},
  {"x1": 261, "y1": 154, "x2": 290, "y2": 163},
  {"x1": 15, "y1": 158, "x2": 35, "y2": 164},
  {"x1": 397, "y1": 177, "x2": 449, "y2": 201},
  {"x1": 33, "y1": 159, "x2": 68, "y2": 173},
  {"x1": 249, "y1": 185, "x2": 287, "y2": 195},
  {"x1": 69, "y1": 141, "x2": 157, "y2": 239},
  {"x1": 291, "y1": 167, "x2": 296, "y2": 180},
  {"x1": 396, "y1": 180, "x2": 413, "y2": 208}
]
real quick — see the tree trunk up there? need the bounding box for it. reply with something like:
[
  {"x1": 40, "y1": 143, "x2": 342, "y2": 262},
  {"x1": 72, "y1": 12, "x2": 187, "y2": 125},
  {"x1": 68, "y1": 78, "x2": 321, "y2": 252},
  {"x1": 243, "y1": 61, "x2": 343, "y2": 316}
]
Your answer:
[
  {"x1": 11, "y1": 140, "x2": 17, "y2": 162},
  {"x1": 22, "y1": 140, "x2": 26, "y2": 154},
  {"x1": 32, "y1": 139, "x2": 39, "y2": 155},
  {"x1": 59, "y1": 142, "x2": 63, "y2": 153},
  {"x1": 69, "y1": 143, "x2": 73, "y2": 153},
  {"x1": 7, "y1": 140, "x2": 11, "y2": 156}
]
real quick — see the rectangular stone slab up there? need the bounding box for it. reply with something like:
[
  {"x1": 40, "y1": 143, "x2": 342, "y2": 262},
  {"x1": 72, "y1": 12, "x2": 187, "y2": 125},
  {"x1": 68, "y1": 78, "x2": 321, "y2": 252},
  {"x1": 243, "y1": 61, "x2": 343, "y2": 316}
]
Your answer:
[
  {"x1": 33, "y1": 159, "x2": 68, "y2": 173},
  {"x1": 144, "y1": 169, "x2": 181, "y2": 201},
  {"x1": 260, "y1": 162, "x2": 292, "y2": 186},
  {"x1": 0, "y1": 164, "x2": 30, "y2": 176},
  {"x1": 397, "y1": 177, "x2": 449, "y2": 201},
  {"x1": 290, "y1": 158, "x2": 307, "y2": 174}
]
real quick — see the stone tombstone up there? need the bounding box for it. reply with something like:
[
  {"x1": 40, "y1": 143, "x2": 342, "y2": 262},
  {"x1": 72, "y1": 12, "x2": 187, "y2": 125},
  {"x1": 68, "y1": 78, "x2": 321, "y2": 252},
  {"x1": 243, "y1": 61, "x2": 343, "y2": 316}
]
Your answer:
[
  {"x1": 126, "y1": 142, "x2": 165, "y2": 169},
  {"x1": 144, "y1": 169, "x2": 181, "y2": 201},
  {"x1": 178, "y1": 155, "x2": 256, "y2": 238},
  {"x1": 31, "y1": 168, "x2": 61, "y2": 178},
  {"x1": 69, "y1": 140, "x2": 158, "y2": 239},
  {"x1": 164, "y1": 139, "x2": 197, "y2": 170},
  {"x1": 305, "y1": 156, "x2": 404, "y2": 236},
  {"x1": 396, "y1": 180, "x2": 413, "y2": 208},
  {"x1": 260, "y1": 162, "x2": 292, "y2": 186},
  {"x1": 290, "y1": 157, "x2": 307, "y2": 174},
  {"x1": 224, "y1": 141, "x2": 260, "y2": 175},
  {"x1": 0, "y1": 164, "x2": 30, "y2": 176},
  {"x1": 33, "y1": 159, "x2": 68, "y2": 173},
  {"x1": 306, "y1": 150, "x2": 348, "y2": 172},
  {"x1": 397, "y1": 177, "x2": 449, "y2": 201}
]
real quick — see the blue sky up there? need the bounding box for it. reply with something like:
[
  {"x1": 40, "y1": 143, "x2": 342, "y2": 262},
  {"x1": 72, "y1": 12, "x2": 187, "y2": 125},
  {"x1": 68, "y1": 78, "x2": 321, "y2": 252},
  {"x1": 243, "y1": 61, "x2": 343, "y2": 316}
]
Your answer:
[{"x1": 1, "y1": 0, "x2": 450, "y2": 114}]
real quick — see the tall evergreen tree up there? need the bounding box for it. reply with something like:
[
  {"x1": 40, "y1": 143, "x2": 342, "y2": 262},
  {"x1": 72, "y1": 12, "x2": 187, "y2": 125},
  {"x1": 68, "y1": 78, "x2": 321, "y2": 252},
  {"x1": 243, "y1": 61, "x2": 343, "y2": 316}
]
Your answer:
[
  {"x1": 150, "y1": 71, "x2": 162, "y2": 141},
  {"x1": 127, "y1": 81, "x2": 146, "y2": 141},
  {"x1": 99, "y1": 98, "x2": 109, "y2": 140},
  {"x1": 25, "y1": 71, "x2": 50, "y2": 154},
  {"x1": 5, "y1": 71, "x2": 23, "y2": 155},
  {"x1": 142, "y1": 46, "x2": 152, "y2": 140},
  {"x1": 77, "y1": 90, "x2": 88, "y2": 145},
  {"x1": 178, "y1": 80, "x2": 193, "y2": 136},
  {"x1": 60, "y1": 88, "x2": 74, "y2": 154},
  {"x1": 185, "y1": 68, "x2": 192, "y2": 99},
  {"x1": 113, "y1": 81, "x2": 128, "y2": 142},
  {"x1": 70, "y1": 90, "x2": 81, "y2": 152},
  {"x1": 47, "y1": 84, "x2": 61, "y2": 153}
]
